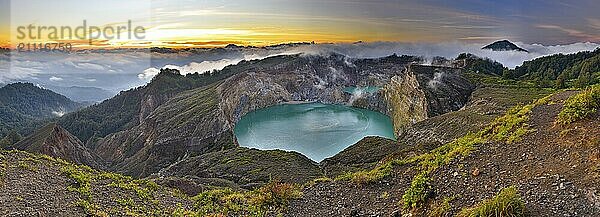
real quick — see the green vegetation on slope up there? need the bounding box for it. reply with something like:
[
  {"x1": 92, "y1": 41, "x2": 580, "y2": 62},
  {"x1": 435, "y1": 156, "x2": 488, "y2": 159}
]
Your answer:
[
  {"x1": 562, "y1": 54, "x2": 600, "y2": 88},
  {"x1": 459, "y1": 49, "x2": 600, "y2": 89},
  {"x1": 184, "y1": 181, "x2": 303, "y2": 216},
  {"x1": 463, "y1": 72, "x2": 536, "y2": 89},
  {"x1": 0, "y1": 83, "x2": 81, "y2": 138},
  {"x1": 58, "y1": 68, "x2": 236, "y2": 143},
  {"x1": 504, "y1": 49, "x2": 600, "y2": 88},
  {"x1": 458, "y1": 53, "x2": 506, "y2": 76},
  {"x1": 557, "y1": 85, "x2": 600, "y2": 125},
  {"x1": 402, "y1": 173, "x2": 431, "y2": 209},
  {"x1": 0, "y1": 130, "x2": 21, "y2": 148},
  {"x1": 59, "y1": 55, "x2": 296, "y2": 143},
  {"x1": 458, "y1": 186, "x2": 526, "y2": 217},
  {"x1": 58, "y1": 70, "x2": 203, "y2": 143}
]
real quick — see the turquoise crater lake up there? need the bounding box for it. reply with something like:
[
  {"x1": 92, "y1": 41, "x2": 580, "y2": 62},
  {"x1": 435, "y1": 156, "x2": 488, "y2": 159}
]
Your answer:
[{"x1": 234, "y1": 103, "x2": 395, "y2": 162}]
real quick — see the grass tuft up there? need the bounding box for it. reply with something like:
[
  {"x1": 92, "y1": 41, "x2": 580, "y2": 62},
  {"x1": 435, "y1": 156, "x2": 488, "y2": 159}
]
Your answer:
[
  {"x1": 304, "y1": 177, "x2": 333, "y2": 188},
  {"x1": 428, "y1": 196, "x2": 456, "y2": 217},
  {"x1": 557, "y1": 85, "x2": 600, "y2": 125},
  {"x1": 191, "y1": 181, "x2": 302, "y2": 216},
  {"x1": 458, "y1": 186, "x2": 526, "y2": 217},
  {"x1": 482, "y1": 104, "x2": 534, "y2": 144},
  {"x1": 61, "y1": 165, "x2": 93, "y2": 200},
  {"x1": 76, "y1": 199, "x2": 108, "y2": 217}
]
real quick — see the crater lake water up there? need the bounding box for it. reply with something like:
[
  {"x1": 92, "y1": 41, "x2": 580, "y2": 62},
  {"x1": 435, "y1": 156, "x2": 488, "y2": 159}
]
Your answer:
[{"x1": 234, "y1": 103, "x2": 395, "y2": 162}]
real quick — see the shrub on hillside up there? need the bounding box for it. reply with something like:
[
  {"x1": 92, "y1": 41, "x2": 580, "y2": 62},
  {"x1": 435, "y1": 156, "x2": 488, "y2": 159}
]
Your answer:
[
  {"x1": 557, "y1": 85, "x2": 600, "y2": 125},
  {"x1": 192, "y1": 181, "x2": 302, "y2": 216},
  {"x1": 402, "y1": 173, "x2": 431, "y2": 209}
]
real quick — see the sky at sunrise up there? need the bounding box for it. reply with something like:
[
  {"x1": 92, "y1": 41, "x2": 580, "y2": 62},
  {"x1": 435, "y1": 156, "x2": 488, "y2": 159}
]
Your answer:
[
  {"x1": 1, "y1": 0, "x2": 599, "y2": 48},
  {"x1": 1, "y1": 0, "x2": 599, "y2": 92}
]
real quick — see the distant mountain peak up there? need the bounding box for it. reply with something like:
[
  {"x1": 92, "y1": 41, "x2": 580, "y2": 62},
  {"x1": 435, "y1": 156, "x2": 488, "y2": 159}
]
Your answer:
[
  {"x1": 225, "y1": 44, "x2": 243, "y2": 49},
  {"x1": 482, "y1": 40, "x2": 528, "y2": 52}
]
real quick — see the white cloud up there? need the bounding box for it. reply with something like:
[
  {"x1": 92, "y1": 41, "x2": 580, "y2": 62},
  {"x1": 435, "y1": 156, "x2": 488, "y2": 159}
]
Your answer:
[
  {"x1": 162, "y1": 59, "x2": 241, "y2": 75},
  {"x1": 49, "y1": 76, "x2": 63, "y2": 81},
  {"x1": 52, "y1": 110, "x2": 65, "y2": 117},
  {"x1": 74, "y1": 62, "x2": 106, "y2": 71},
  {"x1": 138, "y1": 68, "x2": 160, "y2": 80},
  {"x1": 139, "y1": 53, "x2": 293, "y2": 80},
  {"x1": 5, "y1": 51, "x2": 152, "y2": 90}
]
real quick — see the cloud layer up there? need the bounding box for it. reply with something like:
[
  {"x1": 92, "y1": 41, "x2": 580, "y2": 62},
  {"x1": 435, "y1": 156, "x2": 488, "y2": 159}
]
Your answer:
[{"x1": 2, "y1": 41, "x2": 598, "y2": 92}]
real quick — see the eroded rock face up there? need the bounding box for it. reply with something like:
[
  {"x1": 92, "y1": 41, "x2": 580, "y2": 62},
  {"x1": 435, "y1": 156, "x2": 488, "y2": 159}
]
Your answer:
[
  {"x1": 93, "y1": 84, "x2": 235, "y2": 177},
  {"x1": 383, "y1": 72, "x2": 429, "y2": 136},
  {"x1": 139, "y1": 93, "x2": 178, "y2": 123},
  {"x1": 10, "y1": 123, "x2": 103, "y2": 169},
  {"x1": 411, "y1": 65, "x2": 475, "y2": 116},
  {"x1": 383, "y1": 64, "x2": 475, "y2": 136}
]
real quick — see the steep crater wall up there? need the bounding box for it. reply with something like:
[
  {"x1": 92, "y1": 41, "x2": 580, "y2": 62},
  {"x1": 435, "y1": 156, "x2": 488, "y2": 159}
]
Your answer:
[
  {"x1": 91, "y1": 54, "x2": 475, "y2": 178},
  {"x1": 383, "y1": 65, "x2": 475, "y2": 136}
]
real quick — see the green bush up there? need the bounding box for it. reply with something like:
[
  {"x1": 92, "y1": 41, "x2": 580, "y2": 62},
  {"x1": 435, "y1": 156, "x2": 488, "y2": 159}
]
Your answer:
[
  {"x1": 335, "y1": 162, "x2": 393, "y2": 184},
  {"x1": 402, "y1": 173, "x2": 431, "y2": 209},
  {"x1": 557, "y1": 85, "x2": 600, "y2": 125},
  {"x1": 192, "y1": 181, "x2": 302, "y2": 216},
  {"x1": 459, "y1": 186, "x2": 526, "y2": 217},
  {"x1": 60, "y1": 165, "x2": 93, "y2": 199},
  {"x1": 250, "y1": 181, "x2": 303, "y2": 211}
]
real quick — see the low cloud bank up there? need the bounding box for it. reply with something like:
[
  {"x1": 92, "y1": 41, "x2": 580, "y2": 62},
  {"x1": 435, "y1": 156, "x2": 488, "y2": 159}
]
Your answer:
[
  {"x1": 290, "y1": 41, "x2": 600, "y2": 68},
  {"x1": 2, "y1": 41, "x2": 598, "y2": 91},
  {"x1": 142, "y1": 41, "x2": 599, "y2": 81}
]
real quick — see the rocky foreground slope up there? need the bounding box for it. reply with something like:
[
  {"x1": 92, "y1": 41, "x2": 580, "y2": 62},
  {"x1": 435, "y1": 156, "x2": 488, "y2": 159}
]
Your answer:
[
  {"x1": 0, "y1": 150, "x2": 192, "y2": 216},
  {"x1": 0, "y1": 149, "x2": 310, "y2": 216},
  {"x1": 288, "y1": 86, "x2": 600, "y2": 216}
]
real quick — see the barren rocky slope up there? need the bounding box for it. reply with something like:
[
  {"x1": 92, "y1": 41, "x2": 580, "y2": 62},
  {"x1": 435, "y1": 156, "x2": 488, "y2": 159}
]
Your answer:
[
  {"x1": 287, "y1": 87, "x2": 600, "y2": 216},
  {"x1": 0, "y1": 150, "x2": 192, "y2": 216},
  {"x1": 8, "y1": 123, "x2": 103, "y2": 169},
  {"x1": 154, "y1": 147, "x2": 323, "y2": 192}
]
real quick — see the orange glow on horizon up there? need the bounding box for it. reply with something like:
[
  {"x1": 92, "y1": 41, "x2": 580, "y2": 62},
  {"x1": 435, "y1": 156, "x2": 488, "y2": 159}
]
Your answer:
[
  {"x1": 0, "y1": 34, "x2": 391, "y2": 50},
  {"x1": 1, "y1": 23, "x2": 418, "y2": 49}
]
